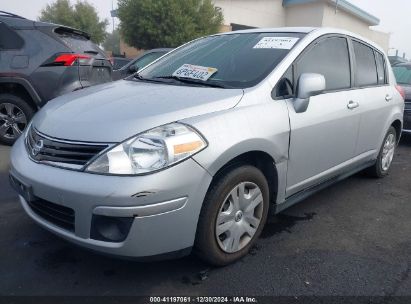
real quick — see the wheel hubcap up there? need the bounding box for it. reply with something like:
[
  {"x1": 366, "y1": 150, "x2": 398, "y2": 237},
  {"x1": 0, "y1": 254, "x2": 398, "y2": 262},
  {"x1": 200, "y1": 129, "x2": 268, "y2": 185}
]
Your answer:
[
  {"x1": 234, "y1": 210, "x2": 243, "y2": 222},
  {"x1": 381, "y1": 133, "x2": 396, "y2": 171},
  {"x1": 215, "y1": 182, "x2": 264, "y2": 253},
  {"x1": 0, "y1": 103, "x2": 27, "y2": 140}
]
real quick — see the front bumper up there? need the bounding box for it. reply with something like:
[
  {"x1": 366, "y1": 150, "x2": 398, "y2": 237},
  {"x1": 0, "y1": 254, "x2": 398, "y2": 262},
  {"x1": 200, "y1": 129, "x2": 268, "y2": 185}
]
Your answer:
[{"x1": 10, "y1": 136, "x2": 213, "y2": 258}]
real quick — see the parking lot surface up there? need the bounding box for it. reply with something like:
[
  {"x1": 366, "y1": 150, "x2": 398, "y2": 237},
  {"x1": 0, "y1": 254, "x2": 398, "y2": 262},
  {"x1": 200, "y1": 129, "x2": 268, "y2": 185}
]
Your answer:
[{"x1": 0, "y1": 138, "x2": 410, "y2": 296}]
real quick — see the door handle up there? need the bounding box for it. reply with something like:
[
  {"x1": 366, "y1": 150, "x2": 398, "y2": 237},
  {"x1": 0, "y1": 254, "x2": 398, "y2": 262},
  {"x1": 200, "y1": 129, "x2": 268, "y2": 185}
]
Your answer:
[
  {"x1": 347, "y1": 100, "x2": 359, "y2": 110},
  {"x1": 385, "y1": 94, "x2": 393, "y2": 102}
]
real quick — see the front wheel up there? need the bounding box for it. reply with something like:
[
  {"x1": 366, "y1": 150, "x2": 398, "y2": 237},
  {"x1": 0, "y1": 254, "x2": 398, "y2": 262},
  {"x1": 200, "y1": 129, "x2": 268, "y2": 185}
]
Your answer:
[
  {"x1": 367, "y1": 126, "x2": 397, "y2": 177},
  {"x1": 195, "y1": 165, "x2": 269, "y2": 266},
  {"x1": 0, "y1": 94, "x2": 35, "y2": 145}
]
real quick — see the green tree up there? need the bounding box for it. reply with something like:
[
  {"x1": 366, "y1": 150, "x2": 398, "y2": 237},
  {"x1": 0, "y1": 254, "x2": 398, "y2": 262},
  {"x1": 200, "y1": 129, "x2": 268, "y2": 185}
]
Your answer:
[
  {"x1": 117, "y1": 0, "x2": 223, "y2": 49},
  {"x1": 39, "y1": 0, "x2": 108, "y2": 44},
  {"x1": 103, "y1": 29, "x2": 121, "y2": 54}
]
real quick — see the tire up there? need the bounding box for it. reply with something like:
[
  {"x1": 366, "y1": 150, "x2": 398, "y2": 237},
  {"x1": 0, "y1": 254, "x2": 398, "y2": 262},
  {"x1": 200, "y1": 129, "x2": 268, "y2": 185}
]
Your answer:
[
  {"x1": 367, "y1": 126, "x2": 397, "y2": 178},
  {"x1": 0, "y1": 94, "x2": 35, "y2": 145},
  {"x1": 195, "y1": 165, "x2": 270, "y2": 266}
]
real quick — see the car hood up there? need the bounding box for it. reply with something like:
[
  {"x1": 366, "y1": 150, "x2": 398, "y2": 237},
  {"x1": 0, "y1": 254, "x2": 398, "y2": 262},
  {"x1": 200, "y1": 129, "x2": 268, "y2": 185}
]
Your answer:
[{"x1": 33, "y1": 80, "x2": 244, "y2": 142}]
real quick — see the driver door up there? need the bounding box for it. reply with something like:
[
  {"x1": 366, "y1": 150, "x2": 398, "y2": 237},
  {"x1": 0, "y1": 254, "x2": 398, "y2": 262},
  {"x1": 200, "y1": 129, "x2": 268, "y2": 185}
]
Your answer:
[{"x1": 285, "y1": 36, "x2": 361, "y2": 197}]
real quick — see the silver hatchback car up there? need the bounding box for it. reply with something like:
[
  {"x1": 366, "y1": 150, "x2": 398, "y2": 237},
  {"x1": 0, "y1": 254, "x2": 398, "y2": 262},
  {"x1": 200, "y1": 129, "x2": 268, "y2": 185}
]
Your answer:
[{"x1": 9, "y1": 27, "x2": 404, "y2": 265}]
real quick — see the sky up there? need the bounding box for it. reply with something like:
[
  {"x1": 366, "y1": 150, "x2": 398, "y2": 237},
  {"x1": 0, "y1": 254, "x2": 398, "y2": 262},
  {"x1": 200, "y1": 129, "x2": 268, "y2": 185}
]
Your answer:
[{"x1": 0, "y1": 0, "x2": 409, "y2": 58}]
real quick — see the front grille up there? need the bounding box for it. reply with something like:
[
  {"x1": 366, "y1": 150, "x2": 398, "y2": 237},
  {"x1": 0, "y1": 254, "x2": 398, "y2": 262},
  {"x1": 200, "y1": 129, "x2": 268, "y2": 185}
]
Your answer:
[
  {"x1": 405, "y1": 101, "x2": 411, "y2": 112},
  {"x1": 28, "y1": 198, "x2": 75, "y2": 232},
  {"x1": 26, "y1": 127, "x2": 108, "y2": 168}
]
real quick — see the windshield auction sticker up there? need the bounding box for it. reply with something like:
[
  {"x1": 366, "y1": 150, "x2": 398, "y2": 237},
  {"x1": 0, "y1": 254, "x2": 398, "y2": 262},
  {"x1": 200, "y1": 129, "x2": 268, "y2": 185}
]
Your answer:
[
  {"x1": 253, "y1": 37, "x2": 299, "y2": 49},
  {"x1": 172, "y1": 64, "x2": 218, "y2": 81}
]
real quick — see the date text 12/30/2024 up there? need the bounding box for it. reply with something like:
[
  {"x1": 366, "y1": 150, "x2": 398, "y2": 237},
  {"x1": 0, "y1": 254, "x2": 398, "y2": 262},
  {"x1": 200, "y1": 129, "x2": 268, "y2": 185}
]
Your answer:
[{"x1": 150, "y1": 297, "x2": 258, "y2": 303}]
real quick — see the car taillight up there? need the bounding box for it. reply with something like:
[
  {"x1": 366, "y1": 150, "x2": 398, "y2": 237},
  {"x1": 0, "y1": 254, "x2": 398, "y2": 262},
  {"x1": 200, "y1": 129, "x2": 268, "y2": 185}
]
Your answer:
[
  {"x1": 396, "y1": 85, "x2": 405, "y2": 100},
  {"x1": 53, "y1": 54, "x2": 92, "y2": 66}
]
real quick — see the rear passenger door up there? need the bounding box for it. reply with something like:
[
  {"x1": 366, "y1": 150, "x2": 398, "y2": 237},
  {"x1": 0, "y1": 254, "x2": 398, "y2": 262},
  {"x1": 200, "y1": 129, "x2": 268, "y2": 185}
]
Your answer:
[
  {"x1": 286, "y1": 36, "x2": 361, "y2": 197},
  {"x1": 350, "y1": 40, "x2": 392, "y2": 156}
]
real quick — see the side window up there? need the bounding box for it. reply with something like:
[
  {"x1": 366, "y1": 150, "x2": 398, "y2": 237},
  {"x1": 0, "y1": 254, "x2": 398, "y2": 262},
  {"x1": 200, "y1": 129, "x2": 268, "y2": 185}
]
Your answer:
[
  {"x1": 295, "y1": 37, "x2": 351, "y2": 91},
  {"x1": 352, "y1": 41, "x2": 378, "y2": 87},
  {"x1": 375, "y1": 51, "x2": 387, "y2": 85},
  {"x1": 274, "y1": 66, "x2": 293, "y2": 99},
  {"x1": 0, "y1": 22, "x2": 24, "y2": 50}
]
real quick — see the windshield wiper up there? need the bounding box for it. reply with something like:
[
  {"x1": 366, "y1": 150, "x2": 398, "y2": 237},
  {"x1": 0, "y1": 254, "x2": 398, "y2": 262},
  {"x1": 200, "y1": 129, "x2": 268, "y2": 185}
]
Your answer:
[
  {"x1": 132, "y1": 73, "x2": 168, "y2": 84},
  {"x1": 153, "y1": 75, "x2": 228, "y2": 88}
]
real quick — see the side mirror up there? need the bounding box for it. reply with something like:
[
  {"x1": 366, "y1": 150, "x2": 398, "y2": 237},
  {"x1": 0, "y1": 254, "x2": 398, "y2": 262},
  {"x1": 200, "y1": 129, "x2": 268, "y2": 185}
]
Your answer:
[
  {"x1": 129, "y1": 64, "x2": 139, "y2": 73},
  {"x1": 293, "y1": 73, "x2": 326, "y2": 113}
]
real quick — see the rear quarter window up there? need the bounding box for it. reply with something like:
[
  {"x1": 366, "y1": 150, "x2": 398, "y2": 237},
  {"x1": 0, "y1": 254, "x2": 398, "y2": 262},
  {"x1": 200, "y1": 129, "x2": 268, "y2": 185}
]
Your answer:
[
  {"x1": 353, "y1": 41, "x2": 378, "y2": 87},
  {"x1": 54, "y1": 28, "x2": 105, "y2": 57},
  {"x1": 375, "y1": 51, "x2": 387, "y2": 85},
  {"x1": 0, "y1": 22, "x2": 24, "y2": 50}
]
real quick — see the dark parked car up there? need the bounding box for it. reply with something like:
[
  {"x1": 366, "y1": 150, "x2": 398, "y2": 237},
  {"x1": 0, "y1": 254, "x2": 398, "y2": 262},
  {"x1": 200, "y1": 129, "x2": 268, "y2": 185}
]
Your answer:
[
  {"x1": 392, "y1": 63, "x2": 411, "y2": 133},
  {"x1": 388, "y1": 56, "x2": 408, "y2": 67},
  {"x1": 0, "y1": 11, "x2": 112, "y2": 145},
  {"x1": 112, "y1": 48, "x2": 172, "y2": 80},
  {"x1": 111, "y1": 56, "x2": 132, "y2": 70}
]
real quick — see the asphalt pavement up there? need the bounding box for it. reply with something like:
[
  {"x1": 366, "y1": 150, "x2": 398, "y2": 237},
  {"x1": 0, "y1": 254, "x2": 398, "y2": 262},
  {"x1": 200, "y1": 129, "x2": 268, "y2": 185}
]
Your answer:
[{"x1": 0, "y1": 138, "x2": 410, "y2": 297}]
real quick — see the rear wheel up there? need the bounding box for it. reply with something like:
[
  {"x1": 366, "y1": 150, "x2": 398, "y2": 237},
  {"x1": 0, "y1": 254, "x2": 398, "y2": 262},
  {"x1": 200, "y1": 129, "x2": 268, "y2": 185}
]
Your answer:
[
  {"x1": 195, "y1": 165, "x2": 269, "y2": 266},
  {"x1": 367, "y1": 126, "x2": 397, "y2": 177},
  {"x1": 0, "y1": 94, "x2": 34, "y2": 145}
]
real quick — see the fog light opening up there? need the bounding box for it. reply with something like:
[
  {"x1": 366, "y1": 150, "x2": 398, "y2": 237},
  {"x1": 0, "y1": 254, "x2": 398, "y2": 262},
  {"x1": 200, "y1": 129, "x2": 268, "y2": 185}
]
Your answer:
[{"x1": 91, "y1": 215, "x2": 134, "y2": 242}]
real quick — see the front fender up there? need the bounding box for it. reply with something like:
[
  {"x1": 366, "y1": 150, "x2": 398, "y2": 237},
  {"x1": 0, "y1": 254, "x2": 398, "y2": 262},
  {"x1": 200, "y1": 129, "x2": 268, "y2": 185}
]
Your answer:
[{"x1": 183, "y1": 100, "x2": 290, "y2": 176}]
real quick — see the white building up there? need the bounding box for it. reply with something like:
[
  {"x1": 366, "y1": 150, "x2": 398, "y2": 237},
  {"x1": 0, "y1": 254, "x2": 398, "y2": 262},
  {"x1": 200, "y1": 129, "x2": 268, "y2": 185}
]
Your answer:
[{"x1": 214, "y1": 0, "x2": 389, "y2": 51}]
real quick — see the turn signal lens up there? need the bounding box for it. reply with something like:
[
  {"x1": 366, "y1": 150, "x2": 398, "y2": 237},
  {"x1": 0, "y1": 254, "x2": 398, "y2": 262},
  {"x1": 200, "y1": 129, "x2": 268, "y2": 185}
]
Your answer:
[
  {"x1": 174, "y1": 141, "x2": 204, "y2": 155},
  {"x1": 53, "y1": 54, "x2": 92, "y2": 66}
]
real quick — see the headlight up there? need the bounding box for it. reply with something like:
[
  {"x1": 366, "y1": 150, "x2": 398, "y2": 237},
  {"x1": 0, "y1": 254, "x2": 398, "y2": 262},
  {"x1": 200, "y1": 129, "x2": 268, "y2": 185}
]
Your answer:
[{"x1": 85, "y1": 123, "x2": 207, "y2": 175}]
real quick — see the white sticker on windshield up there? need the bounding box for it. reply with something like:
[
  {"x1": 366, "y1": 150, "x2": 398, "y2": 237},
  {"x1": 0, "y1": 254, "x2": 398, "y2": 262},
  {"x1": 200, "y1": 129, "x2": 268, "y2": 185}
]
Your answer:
[
  {"x1": 253, "y1": 37, "x2": 299, "y2": 49},
  {"x1": 172, "y1": 64, "x2": 218, "y2": 81}
]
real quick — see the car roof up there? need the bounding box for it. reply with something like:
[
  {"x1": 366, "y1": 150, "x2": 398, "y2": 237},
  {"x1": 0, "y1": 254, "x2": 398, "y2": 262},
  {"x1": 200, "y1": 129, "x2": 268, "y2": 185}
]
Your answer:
[
  {"x1": 0, "y1": 14, "x2": 34, "y2": 28},
  {"x1": 0, "y1": 12, "x2": 90, "y2": 39},
  {"x1": 218, "y1": 27, "x2": 316, "y2": 34},
  {"x1": 215, "y1": 27, "x2": 385, "y2": 54},
  {"x1": 0, "y1": 11, "x2": 25, "y2": 19}
]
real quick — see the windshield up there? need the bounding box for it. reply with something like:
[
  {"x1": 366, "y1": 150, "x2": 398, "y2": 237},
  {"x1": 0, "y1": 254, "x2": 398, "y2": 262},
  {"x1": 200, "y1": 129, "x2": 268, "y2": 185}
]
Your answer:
[
  {"x1": 139, "y1": 32, "x2": 305, "y2": 88},
  {"x1": 393, "y1": 66, "x2": 411, "y2": 85}
]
